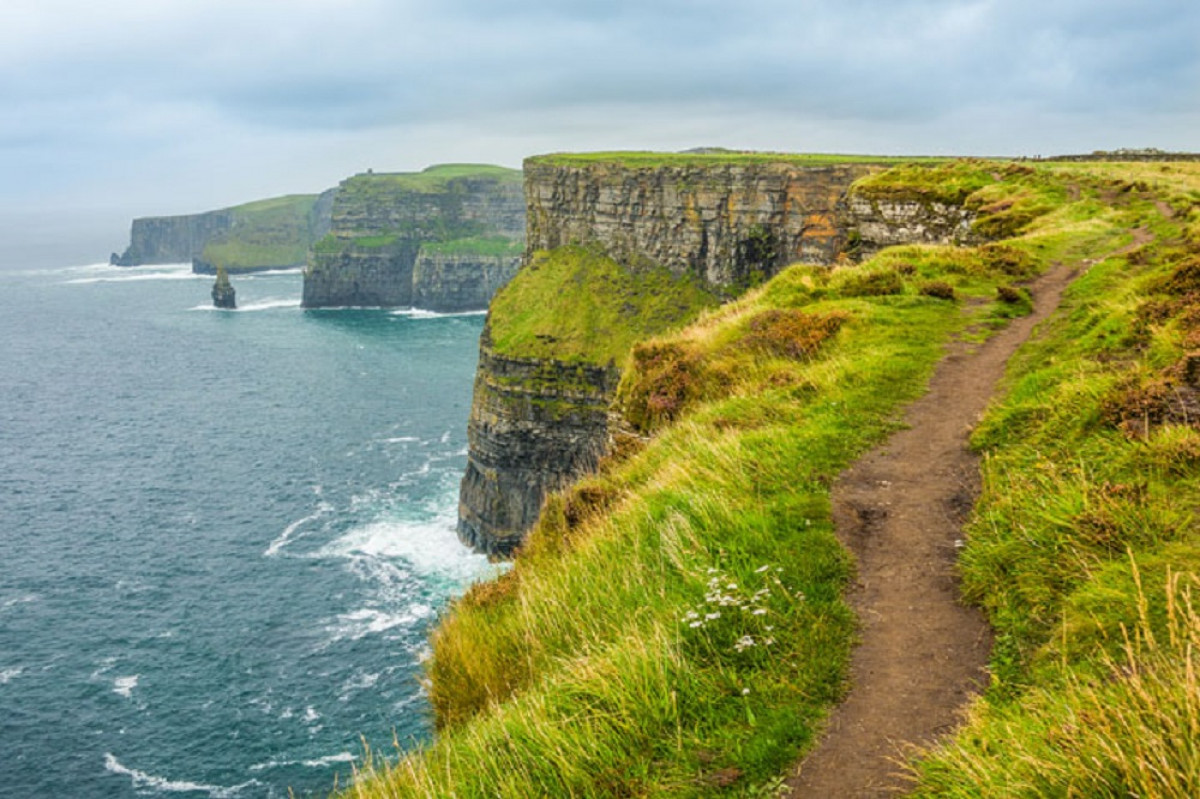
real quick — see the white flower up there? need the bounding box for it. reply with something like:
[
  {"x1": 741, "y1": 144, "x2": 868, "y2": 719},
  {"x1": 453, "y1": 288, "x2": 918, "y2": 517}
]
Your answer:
[
  {"x1": 752, "y1": 608, "x2": 768, "y2": 616},
  {"x1": 727, "y1": 583, "x2": 738, "y2": 590},
  {"x1": 734, "y1": 635, "x2": 756, "y2": 651},
  {"x1": 689, "y1": 621, "x2": 704, "y2": 628},
  {"x1": 683, "y1": 610, "x2": 699, "y2": 621},
  {"x1": 705, "y1": 612, "x2": 721, "y2": 621},
  {"x1": 755, "y1": 564, "x2": 770, "y2": 573},
  {"x1": 741, "y1": 688, "x2": 751, "y2": 696}
]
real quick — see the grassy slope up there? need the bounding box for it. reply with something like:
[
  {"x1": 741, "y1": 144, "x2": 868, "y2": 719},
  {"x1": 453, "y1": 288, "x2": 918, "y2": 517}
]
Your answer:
[
  {"x1": 199, "y1": 194, "x2": 319, "y2": 272},
  {"x1": 338, "y1": 158, "x2": 1200, "y2": 797},
  {"x1": 486, "y1": 245, "x2": 720, "y2": 365},
  {"x1": 911, "y1": 163, "x2": 1200, "y2": 796},
  {"x1": 340, "y1": 160, "x2": 1105, "y2": 798}
]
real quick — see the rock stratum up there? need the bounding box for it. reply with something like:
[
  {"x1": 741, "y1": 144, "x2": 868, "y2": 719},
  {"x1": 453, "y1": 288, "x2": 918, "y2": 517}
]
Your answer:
[
  {"x1": 301, "y1": 165, "x2": 524, "y2": 310},
  {"x1": 459, "y1": 153, "x2": 986, "y2": 554}
]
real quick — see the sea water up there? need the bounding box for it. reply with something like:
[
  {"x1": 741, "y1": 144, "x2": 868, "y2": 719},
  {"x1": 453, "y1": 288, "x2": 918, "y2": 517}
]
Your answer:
[{"x1": 0, "y1": 262, "x2": 494, "y2": 798}]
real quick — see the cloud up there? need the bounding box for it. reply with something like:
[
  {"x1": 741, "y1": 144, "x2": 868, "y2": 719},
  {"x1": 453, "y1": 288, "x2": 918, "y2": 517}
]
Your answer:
[{"x1": 0, "y1": 0, "x2": 1196, "y2": 215}]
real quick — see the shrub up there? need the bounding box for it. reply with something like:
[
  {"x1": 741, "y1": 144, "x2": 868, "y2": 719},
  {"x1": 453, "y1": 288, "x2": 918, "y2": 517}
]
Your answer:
[
  {"x1": 740, "y1": 309, "x2": 849, "y2": 360},
  {"x1": 840, "y1": 269, "x2": 904, "y2": 297},
  {"x1": 919, "y1": 281, "x2": 957, "y2": 301}
]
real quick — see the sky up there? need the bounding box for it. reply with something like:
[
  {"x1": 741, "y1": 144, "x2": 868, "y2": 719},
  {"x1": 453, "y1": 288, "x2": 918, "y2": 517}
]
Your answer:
[{"x1": 1, "y1": 0, "x2": 1196, "y2": 263}]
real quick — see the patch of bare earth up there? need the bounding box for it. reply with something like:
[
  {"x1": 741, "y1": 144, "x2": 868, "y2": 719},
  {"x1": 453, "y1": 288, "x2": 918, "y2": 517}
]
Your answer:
[{"x1": 787, "y1": 263, "x2": 1078, "y2": 798}]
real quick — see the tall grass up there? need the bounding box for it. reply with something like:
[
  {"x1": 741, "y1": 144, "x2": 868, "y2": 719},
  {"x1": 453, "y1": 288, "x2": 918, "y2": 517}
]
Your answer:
[{"x1": 340, "y1": 159, "x2": 1200, "y2": 797}]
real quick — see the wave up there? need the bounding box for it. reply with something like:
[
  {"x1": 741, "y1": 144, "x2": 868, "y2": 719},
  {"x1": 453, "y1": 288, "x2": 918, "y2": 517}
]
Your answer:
[
  {"x1": 63, "y1": 263, "x2": 203, "y2": 284},
  {"x1": 104, "y1": 754, "x2": 260, "y2": 797},
  {"x1": 264, "y1": 501, "x2": 335, "y2": 557},
  {"x1": 189, "y1": 297, "x2": 302, "y2": 313},
  {"x1": 113, "y1": 675, "x2": 139, "y2": 698},
  {"x1": 0, "y1": 667, "x2": 23, "y2": 684},
  {"x1": 390, "y1": 308, "x2": 487, "y2": 319},
  {"x1": 250, "y1": 751, "x2": 355, "y2": 772},
  {"x1": 324, "y1": 606, "x2": 432, "y2": 644},
  {"x1": 314, "y1": 512, "x2": 490, "y2": 583}
]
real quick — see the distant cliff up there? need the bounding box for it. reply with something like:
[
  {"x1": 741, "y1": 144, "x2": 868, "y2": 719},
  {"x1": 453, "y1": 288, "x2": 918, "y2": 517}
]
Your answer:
[
  {"x1": 113, "y1": 192, "x2": 334, "y2": 273},
  {"x1": 301, "y1": 165, "x2": 524, "y2": 309}
]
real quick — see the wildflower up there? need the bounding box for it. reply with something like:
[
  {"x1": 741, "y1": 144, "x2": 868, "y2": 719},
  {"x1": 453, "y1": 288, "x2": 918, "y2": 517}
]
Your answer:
[
  {"x1": 741, "y1": 688, "x2": 750, "y2": 696},
  {"x1": 727, "y1": 583, "x2": 737, "y2": 590},
  {"x1": 683, "y1": 610, "x2": 699, "y2": 621},
  {"x1": 689, "y1": 621, "x2": 704, "y2": 628},
  {"x1": 734, "y1": 635, "x2": 756, "y2": 651},
  {"x1": 755, "y1": 564, "x2": 770, "y2": 573},
  {"x1": 752, "y1": 608, "x2": 768, "y2": 616},
  {"x1": 764, "y1": 638, "x2": 776, "y2": 646},
  {"x1": 705, "y1": 612, "x2": 721, "y2": 621}
]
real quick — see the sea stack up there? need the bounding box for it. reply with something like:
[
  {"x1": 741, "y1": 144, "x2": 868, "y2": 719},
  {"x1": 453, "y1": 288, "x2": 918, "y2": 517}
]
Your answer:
[{"x1": 211, "y1": 265, "x2": 236, "y2": 309}]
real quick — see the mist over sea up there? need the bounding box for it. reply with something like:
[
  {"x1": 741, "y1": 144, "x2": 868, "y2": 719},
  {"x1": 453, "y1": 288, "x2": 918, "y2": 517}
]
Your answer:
[{"x1": 0, "y1": 261, "x2": 494, "y2": 797}]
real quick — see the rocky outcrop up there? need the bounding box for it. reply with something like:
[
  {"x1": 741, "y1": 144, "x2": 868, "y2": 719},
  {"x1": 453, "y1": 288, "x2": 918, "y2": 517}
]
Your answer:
[
  {"x1": 845, "y1": 194, "x2": 977, "y2": 257},
  {"x1": 412, "y1": 252, "x2": 520, "y2": 313},
  {"x1": 458, "y1": 336, "x2": 620, "y2": 555},
  {"x1": 211, "y1": 266, "x2": 236, "y2": 309},
  {"x1": 302, "y1": 165, "x2": 524, "y2": 309},
  {"x1": 524, "y1": 158, "x2": 874, "y2": 292}
]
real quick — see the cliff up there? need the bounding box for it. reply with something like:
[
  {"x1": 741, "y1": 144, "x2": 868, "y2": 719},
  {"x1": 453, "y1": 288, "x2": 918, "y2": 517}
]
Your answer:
[
  {"x1": 457, "y1": 154, "x2": 1017, "y2": 554},
  {"x1": 523, "y1": 155, "x2": 877, "y2": 291},
  {"x1": 113, "y1": 192, "x2": 334, "y2": 273},
  {"x1": 301, "y1": 165, "x2": 524, "y2": 309}
]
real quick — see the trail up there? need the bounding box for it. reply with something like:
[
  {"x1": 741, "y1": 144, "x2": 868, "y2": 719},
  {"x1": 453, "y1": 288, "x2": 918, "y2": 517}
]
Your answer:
[{"x1": 787, "y1": 263, "x2": 1078, "y2": 797}]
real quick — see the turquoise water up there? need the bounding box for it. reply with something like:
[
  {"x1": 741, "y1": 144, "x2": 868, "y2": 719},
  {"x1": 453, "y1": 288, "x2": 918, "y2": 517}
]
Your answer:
[{"x1": 0, "y1": 263, "x2": 493, "y2": 798}]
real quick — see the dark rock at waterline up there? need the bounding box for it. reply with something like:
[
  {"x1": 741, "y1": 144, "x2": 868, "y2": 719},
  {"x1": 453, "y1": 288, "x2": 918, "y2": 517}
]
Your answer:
[{"x1": 211, "y1": 267, "x2": 236, "y2": 309}]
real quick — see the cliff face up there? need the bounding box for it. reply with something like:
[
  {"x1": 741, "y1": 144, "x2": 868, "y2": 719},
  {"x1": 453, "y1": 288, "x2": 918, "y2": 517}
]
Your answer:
[
  {"x1": 458, "y1": 337, "x2": 620, "y2": 555},
  {"x1": 845, "y1": 194, "x2": 977, "y2": 257},
  {"x1": 112, "y1": 211, "x2": 235, "y2": 265},
  {"x1": 302, "y1": 165, "x2": 524, "y2": 309},
  {"x1": 412, "y1": 252, "x2": 520, "y2": 313},
  {"x1": 524, "y1": 159, "x2": 873, "y2": 291}
]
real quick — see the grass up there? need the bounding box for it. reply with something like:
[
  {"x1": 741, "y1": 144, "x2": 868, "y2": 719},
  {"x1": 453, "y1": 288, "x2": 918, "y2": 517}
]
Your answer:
[
  {"x1": 420, "y1": 235, "x2": 523, "y2": 258},
  {"x1": 197, "y1": 193, "x2": 321, "y2": 272},
  {"x1": 486, "y1": 245, "x2": 720, "y2": 365},
  {"x1": 336, "y1": 157, "x2": 1200, "y2": 798},
  {"x1": 528, "y1": 152, "x2": 954, "y2": 169},
  {"x1": 907, "y1": 162, "x2": 1200, "y2": 795},
  {"x1": 339, "y1": 211, "x2": 1051, "y2": 798}
]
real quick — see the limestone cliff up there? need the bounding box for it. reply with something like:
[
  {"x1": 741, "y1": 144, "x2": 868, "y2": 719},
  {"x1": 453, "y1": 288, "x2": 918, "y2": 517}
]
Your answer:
[
  {"x1": 524, "y1": 157, "x2": 874, "y2": 292},
  {"x1": 301, "y1": 165, "x2": 524, "y2": 309},
  {"x1": 458, "y1": 335, "x2": 619, "y2": 555},
  {"x1": 112, "y1": 210, "x2": 235, "y2": 266}
]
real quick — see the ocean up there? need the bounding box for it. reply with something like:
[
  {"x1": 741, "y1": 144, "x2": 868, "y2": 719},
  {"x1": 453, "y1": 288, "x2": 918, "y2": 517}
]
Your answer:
[{"x1": 0, "y1": 262, "x2": 494, "y2": 798}]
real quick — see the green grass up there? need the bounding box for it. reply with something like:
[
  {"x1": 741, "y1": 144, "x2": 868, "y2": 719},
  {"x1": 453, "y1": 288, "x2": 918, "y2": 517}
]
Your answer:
[
  {"x1": 341, "y1": 163, "x2": 521, "y2": 195},
  {"x1": 198, "y1": 193, "x2": 321, "y2": 272},
  {"x1": 528, "y1": 152, "x2": 953, "y2": 169},
  {"x1": 341, "y1": 226, "x2": 1051, "y2": 798},
  {"x1": 336, "y1": 158, "x2": 1200, "y2": 798},
  {"x1": 486, "y1": 245, "x2": 720, "y2": 365},
  {"x1": 907, "y1": 162, "x2": 1200, "y2": 795},
  {"x1": 420, "y1": 235, "x2": 523, "y2": 258}
]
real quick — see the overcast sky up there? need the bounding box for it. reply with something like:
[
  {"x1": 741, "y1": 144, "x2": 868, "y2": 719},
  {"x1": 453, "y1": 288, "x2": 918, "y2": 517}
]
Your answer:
[{"x1": 1, "y1": 0, "x2": 1196, "y2": 261}]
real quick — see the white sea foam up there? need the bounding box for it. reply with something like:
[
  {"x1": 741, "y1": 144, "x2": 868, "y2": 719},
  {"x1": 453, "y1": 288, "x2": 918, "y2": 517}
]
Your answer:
[
  {"x1": 325, "y1": 606, "x2": 432, "y2": 643},
  {"x1": 315, "y1": 513, "x2": 489, "y2": 583},
  {"x1": 189, "y1": 297, "x2": 301, "y2": 313},
  {"x1": 381, "y1": 436, "x2": 420, "y2": 444},
  {"x1": 113, "y1": 675, "x2": 139, "y2": 698},
  {"x1": 250, "y1": 751, "x2": 356, "y2": 772},
  {"x1": 0, "y1": 667, "x2": 23, "y2": 684},
  {"x1": 64, "y1": 263, "x2": 201, "y2": 284},
  {"x1": 264, "y1": 501, "x2": 334, "y2": 556},
  {"x1": 1, "y1": 593, "x2": 38, "y2": 609},
  {"x1": 339, "y1": 670, "x2": 381, "y2": 699},
  {"x1": 390, "y1": 308, "x2": 487, "y2": 319},
  {"x1": 104, "y1": 754, "x2": 260, "y2": 797}
]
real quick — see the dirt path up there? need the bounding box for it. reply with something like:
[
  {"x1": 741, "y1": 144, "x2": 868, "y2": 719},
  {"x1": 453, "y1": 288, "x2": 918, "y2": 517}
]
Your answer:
[{"x1": 787, "y1": 263, "x2": 1078, "y2": 797}]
